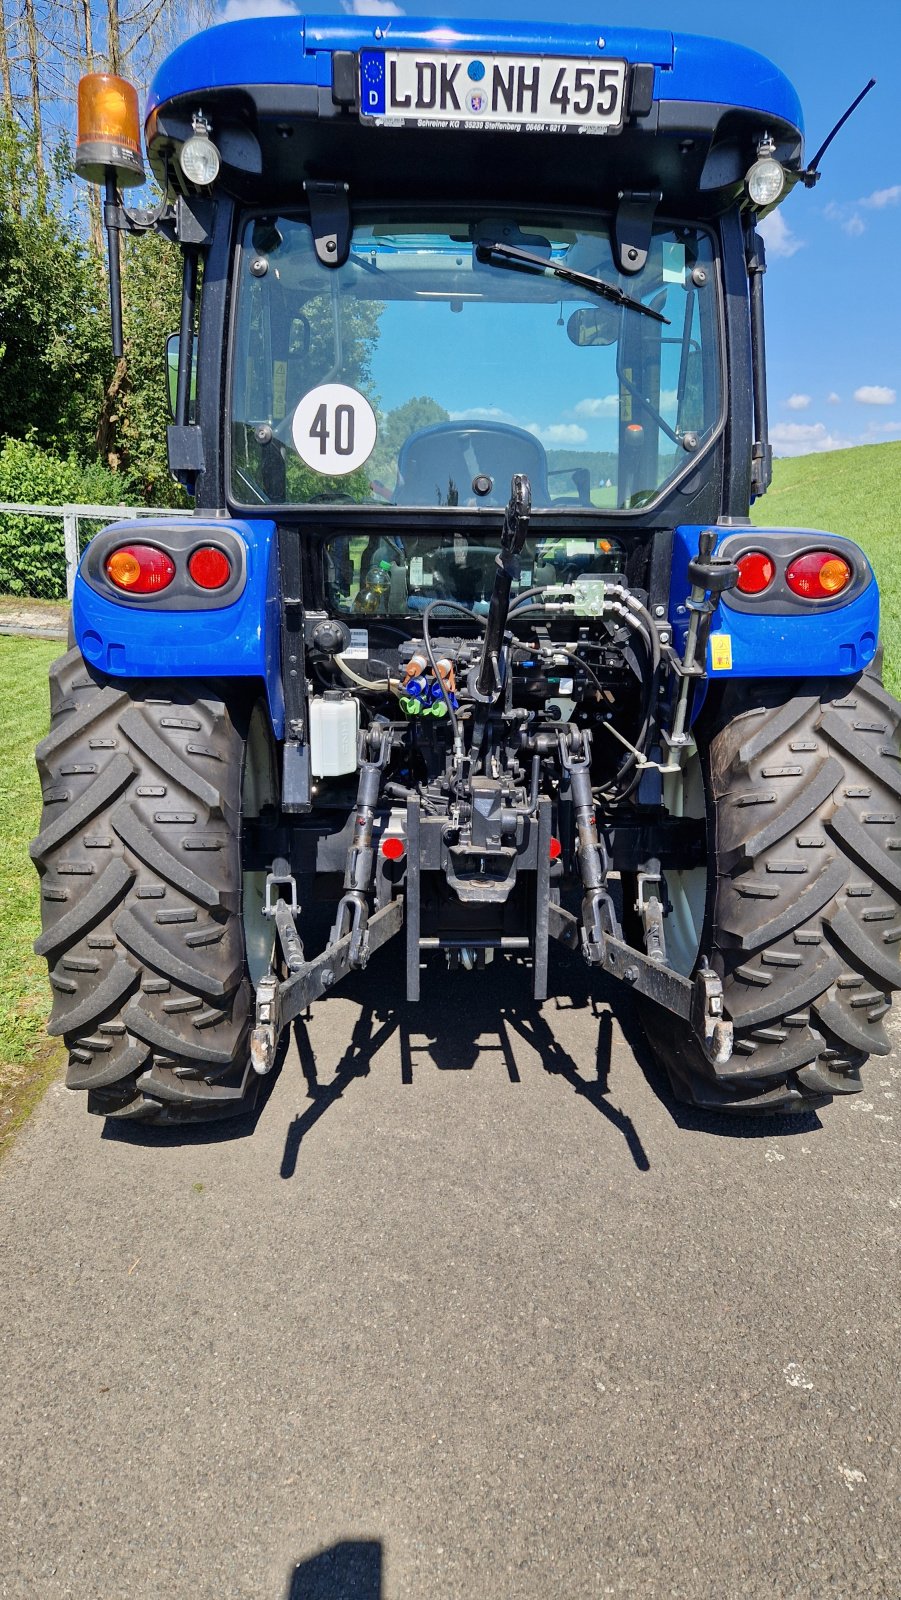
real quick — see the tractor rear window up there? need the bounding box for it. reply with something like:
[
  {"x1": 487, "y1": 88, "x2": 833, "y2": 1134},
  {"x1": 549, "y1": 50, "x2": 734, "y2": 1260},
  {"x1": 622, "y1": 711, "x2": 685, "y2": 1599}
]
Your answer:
[
  {"x1": 321, "y1": 531, "x2": 626, "y2": 617},
  {"x1": 229, "y1": 214, "x2": 722, "y2": 513}
]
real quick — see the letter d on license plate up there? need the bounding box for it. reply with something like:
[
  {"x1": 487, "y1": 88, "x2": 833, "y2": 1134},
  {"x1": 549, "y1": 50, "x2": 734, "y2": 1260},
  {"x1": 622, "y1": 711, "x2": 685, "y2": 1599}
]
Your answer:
[{"x1": 359, "y1": 51, "x2": 627, "y2": 133}]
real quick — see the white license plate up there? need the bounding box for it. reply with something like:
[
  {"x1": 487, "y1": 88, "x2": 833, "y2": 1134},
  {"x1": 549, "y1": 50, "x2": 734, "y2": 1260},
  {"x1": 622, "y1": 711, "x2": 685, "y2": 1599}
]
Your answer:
[{"x1": 359, "y1": 51, "x2": 628, "y2": 134}]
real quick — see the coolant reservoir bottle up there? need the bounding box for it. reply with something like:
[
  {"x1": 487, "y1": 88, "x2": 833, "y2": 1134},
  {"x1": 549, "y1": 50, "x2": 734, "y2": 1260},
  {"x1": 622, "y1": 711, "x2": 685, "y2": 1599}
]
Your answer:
[
  {"x1": 309, "y1": 692, "x2": 360, "y2": 777},
  {"x1": 354, "y1": 558, "x2": 393, "y2": 615}
]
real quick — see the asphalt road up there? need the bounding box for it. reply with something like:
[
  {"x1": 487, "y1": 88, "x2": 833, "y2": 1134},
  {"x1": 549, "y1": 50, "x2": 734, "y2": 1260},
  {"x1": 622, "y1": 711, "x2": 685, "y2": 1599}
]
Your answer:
[{"x1": 1, "y1": 947, "x2": 899, "y2": 1600}]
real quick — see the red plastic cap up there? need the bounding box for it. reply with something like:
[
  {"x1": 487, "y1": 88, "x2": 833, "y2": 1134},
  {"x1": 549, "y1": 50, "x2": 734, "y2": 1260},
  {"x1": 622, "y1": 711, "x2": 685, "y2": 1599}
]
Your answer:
[
  {"x1": 549, "y1": 837, "x2": 562, "y2": 860},
  {"x1": 785, "y1": 551, "x2": 851, "y2": 600},
  {"x1": 188, "y1": 546, "x2": 231, "y2": 590},
  {"x1": 105, "y1": 544, "x2": 175, "y2": 594},
  {"x1": 381, "y1": 836, "x2": 405, "y2": 860},
  {"x1": 735, "y1": 550, "x2": 775, "y2": 595}
]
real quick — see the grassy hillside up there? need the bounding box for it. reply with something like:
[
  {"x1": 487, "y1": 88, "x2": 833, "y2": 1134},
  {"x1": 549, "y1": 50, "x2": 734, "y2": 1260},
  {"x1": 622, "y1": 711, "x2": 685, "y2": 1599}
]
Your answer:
[{"x1": 751, "y1": 440, "x2": 901, "y2": 696}]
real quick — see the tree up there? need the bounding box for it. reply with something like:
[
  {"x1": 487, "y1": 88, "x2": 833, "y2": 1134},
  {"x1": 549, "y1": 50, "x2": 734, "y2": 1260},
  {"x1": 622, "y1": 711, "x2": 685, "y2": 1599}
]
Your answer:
[
  {"x1": 0, "y1": 115, "x2": 108, "y2": 458},
  {"x1": 0, "y1": 0, "x2": 213, "y2": 504},
  {"x1": 104, "y1": 224, "x2": 186, "y2": 501},
  {"x1": 370, "y1": 395, "x2": 450, "y2": 486}
]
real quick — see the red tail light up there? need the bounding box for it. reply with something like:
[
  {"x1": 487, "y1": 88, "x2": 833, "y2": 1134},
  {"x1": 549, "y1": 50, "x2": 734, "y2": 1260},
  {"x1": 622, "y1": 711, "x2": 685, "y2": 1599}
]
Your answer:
[
  {"x1": 188, "y1": 546, "x2": 231, "y2": 590},
  {"x1": 735, "y1": 550, "x2": 775, "y2": 595},
  {"x1": 105, "y1": 544, "x2": 175, "y2": 594},
  {"x1": 785, "y1": 551, "x2": 851, "y2": 600},
  {"x1": 380, "y1": 836, "x2": 405, "y2": 860},
  {"x1": 549, "y1": 837, "x2": 562, "y2": 860}
]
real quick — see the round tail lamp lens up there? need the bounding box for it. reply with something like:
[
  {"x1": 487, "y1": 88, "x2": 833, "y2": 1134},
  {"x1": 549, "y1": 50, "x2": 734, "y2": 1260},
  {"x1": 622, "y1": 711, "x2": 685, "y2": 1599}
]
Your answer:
[
  {"x1": 380, "y1": 836, "x2": 405, "y2": 860},
  {"x1": 105, "y1": 544, "x2": 175, "y2": 594},
  {"x1": 785, "y1": 551, "x2": 852, "y2": 599},
  {"x1": 188, "y1": 546, "x2": 231, "y2": 590},
  {"x1": 549, "y1": 837, "x2": 562, "y2": 860},
  {"x1": 735, "y1": 551, "x2": 775, "y2": 595}
]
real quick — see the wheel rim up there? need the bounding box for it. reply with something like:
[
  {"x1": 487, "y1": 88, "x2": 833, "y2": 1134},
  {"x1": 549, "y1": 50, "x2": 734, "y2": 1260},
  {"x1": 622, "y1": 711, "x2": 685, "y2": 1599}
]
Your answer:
[
  {"x1": 242, "y1": 705, "x2": 278, "y2": 989},
  {"x1": 661, "y1": 739, "x2": 708, "y2": 977}
]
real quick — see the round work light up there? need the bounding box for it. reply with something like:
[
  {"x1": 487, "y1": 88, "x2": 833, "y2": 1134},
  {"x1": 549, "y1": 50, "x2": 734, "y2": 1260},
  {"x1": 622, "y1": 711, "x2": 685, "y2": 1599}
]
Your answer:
[
  {"x1": 179, "y1": 115, "x2": 221, "y2": 186},
  {"x1": 747, "y1": 156, "x2": 786, "y2": 207}
]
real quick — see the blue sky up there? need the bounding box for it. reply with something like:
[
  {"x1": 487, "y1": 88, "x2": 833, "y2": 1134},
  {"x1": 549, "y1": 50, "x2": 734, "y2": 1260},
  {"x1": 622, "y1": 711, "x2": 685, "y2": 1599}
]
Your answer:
[{"x1": 217, "y1": 0, "x2": 901, "y2": 457}]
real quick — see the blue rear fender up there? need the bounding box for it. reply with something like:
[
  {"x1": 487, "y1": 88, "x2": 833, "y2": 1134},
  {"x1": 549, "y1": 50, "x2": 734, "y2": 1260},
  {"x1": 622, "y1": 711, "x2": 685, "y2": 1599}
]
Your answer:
[
  {"x1": 669, "y1": 524, "x2": 879, "y2": 682},
  {"x1": 71, "y1": 517, "x2": 285, "y2": 739}
]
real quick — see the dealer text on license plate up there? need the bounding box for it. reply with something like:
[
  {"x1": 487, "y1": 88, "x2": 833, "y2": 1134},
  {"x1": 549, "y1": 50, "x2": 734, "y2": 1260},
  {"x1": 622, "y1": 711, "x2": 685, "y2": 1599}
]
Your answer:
[{"x1": 359, "y1": 51, "x2": 628, "y2": 133}]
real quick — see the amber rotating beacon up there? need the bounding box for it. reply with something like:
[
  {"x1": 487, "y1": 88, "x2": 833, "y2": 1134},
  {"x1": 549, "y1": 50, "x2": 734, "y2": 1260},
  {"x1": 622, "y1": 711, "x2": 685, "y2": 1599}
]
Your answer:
[{"x1": 75, "y1": 73, "x2": 145, "y2": 358}]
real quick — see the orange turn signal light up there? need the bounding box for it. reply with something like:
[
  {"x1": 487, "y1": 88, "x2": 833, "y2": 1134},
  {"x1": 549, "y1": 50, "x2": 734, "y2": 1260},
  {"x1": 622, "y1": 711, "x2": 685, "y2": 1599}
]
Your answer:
[
  {"x1": 105, "y1": 544, "x2": 175, "y2": 594},
  {"x1": 785, "y1": 551, "x2": 852, "y2": 600}
]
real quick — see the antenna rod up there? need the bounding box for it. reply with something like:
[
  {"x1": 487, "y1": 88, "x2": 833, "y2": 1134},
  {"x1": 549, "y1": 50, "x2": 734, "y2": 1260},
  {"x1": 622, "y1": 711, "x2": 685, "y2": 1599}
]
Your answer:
[{"x1": 804, "y1": 78, "x2": 876, "y2": 183}]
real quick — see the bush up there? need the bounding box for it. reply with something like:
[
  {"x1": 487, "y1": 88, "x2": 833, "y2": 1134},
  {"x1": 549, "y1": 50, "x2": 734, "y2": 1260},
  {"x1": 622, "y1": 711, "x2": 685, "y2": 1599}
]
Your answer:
[{"x1": 0, "y1": 436, "x2": 130, "y2": 598}]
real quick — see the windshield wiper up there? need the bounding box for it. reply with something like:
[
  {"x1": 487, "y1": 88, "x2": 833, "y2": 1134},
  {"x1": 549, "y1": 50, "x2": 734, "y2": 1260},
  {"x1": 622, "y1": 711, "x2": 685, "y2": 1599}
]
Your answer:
[{"x1": 475, "y1": 240, "x2": 670, "y2": 325}]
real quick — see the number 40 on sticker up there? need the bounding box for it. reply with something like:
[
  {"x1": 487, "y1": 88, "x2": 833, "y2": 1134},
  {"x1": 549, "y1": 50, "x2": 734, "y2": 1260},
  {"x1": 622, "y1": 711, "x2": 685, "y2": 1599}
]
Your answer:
[{"x1": 291, "y1": 382, "x2": 378, "y2": 475}]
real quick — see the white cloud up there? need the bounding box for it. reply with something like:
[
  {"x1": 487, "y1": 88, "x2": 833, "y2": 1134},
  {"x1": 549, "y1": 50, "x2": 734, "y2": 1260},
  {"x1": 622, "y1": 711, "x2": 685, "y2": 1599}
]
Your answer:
[
  {"x1": 862, "y1": 420, "x2": 901, "y2": 437},
  {"x1": 527, "y1": 422, "x2": 588, "y2": 447},
  {"x1": 757, "y1": 210, "x2": 804, "y2": 259},
  {"x1": 827, "y1": 392, "x2": 841, "y2": 405},
  {"x1": 219, "y1": 0, "x2": 296, "y2": 17},
  {"x1": 825, "y1": 201, "x2": 865, "y2": 236},
  {"x1": 854, "y1": 385, "x2": 896, "y2": 406},
  {"x1": 573, "y1": 395, "x2": 619, "y2": 419},
  {"x1": 786, "y1": 393, "x2": 811, "y2": 411},
  {"x1": 770, "y1": 421, "x2": 854, "y2": 456},
  {"x1": 825, "y1": 185, "x2": 901, "y2": 235},
  {"x1": 448, "y1": 406, "x2": 519, "y2": 425},
  {"x1": 341, "y1": 0, "x2": 404, "y2": 12},
  {"x1": 861, "y1": 184, "x2": 901, "y2": 210}
]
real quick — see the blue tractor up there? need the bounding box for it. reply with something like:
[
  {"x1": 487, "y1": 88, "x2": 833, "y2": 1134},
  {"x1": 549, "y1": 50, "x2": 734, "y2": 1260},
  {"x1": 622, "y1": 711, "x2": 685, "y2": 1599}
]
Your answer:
[{"x1": 32, "y1": 17, "x2": 898, "y2": 1124}]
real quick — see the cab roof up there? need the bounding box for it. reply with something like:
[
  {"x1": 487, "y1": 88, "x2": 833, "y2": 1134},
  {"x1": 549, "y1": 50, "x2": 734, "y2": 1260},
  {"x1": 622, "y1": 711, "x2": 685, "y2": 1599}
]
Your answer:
[
  {"x1": 149, "y1": 16, "x2": 802, "y2": 127},
  {"x1": 146, "y1": 14, "x2": 804, "y2": 215}
]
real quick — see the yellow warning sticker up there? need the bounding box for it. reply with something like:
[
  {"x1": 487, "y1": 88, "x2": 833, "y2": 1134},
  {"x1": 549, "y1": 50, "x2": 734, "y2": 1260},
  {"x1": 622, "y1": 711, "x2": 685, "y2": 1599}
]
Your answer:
[
  {"x1": 272, "y1": 361, "x2": 287, "y2": 420},
  {"x1": 710, "y1": 633, "x2": 733, "y2": 671}
]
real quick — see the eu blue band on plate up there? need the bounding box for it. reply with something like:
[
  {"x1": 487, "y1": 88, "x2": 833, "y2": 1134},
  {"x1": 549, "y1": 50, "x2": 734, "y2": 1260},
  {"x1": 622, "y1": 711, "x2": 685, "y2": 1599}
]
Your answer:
[{"x1": 360, "y1": 51, "x2": 386, "y2": 116}]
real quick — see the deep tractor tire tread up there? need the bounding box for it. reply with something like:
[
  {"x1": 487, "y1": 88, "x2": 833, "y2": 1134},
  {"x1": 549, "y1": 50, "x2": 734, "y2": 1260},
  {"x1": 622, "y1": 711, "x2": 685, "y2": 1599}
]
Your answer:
[
  {"x1": 651, "y1": 668, "x2": 901, "y2": 1113},
  {"x1": 31, "y1": 650, "x2": 256, "y2": 1123}
]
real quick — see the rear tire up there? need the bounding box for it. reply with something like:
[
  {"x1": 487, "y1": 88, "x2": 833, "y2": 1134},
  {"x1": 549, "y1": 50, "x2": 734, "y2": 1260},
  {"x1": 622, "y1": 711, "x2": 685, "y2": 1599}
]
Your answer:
[
  {"x1": 639, "y1": 668, "x2": 901, "y2": 1113},
  {"x1": 31, "y1": 650, "x2": 275, "y2": 1124}
]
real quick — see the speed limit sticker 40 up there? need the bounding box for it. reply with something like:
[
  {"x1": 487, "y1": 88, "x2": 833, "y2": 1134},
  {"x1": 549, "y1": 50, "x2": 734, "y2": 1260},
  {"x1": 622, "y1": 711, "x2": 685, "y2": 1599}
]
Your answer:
[{"x1": 291, "y1": 383, "x2": 378, "y2": 475}]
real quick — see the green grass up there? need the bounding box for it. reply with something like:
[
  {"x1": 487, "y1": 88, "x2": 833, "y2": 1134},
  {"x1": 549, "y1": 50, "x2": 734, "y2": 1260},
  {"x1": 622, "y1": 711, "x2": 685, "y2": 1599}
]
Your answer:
[
  {"x1": 751, "y1": 440, "x2": 901, "y2": 697},
  {"x1": 0, "y1": 636, "x2": 64, "y2": 1152}
]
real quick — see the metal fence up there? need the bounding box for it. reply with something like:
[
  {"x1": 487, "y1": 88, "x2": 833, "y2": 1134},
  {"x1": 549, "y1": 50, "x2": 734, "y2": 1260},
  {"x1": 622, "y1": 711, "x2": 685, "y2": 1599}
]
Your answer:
[{"x1": 0, "y1": 502, "x2": 182, "y2": 600}]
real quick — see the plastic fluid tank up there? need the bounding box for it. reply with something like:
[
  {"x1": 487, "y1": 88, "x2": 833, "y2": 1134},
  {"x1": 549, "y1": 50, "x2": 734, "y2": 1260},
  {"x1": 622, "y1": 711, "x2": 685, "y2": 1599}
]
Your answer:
[{"x1": 309, "y1": 692, "x2": 360, "y2": 776}]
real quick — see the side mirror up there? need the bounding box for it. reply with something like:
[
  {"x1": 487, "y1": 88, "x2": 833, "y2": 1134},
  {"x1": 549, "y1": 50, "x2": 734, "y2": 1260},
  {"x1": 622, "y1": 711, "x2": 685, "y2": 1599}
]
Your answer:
[
  {"x1": 566, "y1": 306, "x2": 620, "y2": 347},
  {"x1": 289, "y1": 314, "x2": 311, "y2": 358},
  {"x1": 166, "y1": 333, "x2": 197, "y2": 421}
]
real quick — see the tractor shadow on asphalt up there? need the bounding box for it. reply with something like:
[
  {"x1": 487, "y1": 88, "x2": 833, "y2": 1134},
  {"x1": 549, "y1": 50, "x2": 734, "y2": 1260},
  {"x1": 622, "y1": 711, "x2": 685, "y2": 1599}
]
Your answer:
[
  {"x1": 278, "y1": 939, "x2": 821, "y2": 1178},
  {"x1": 285, "y1": 1538, "x2": 383, "y2": 1599},
  {"x1": 280, "y1": 945, "x2": 653, "y2": 1177}
]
